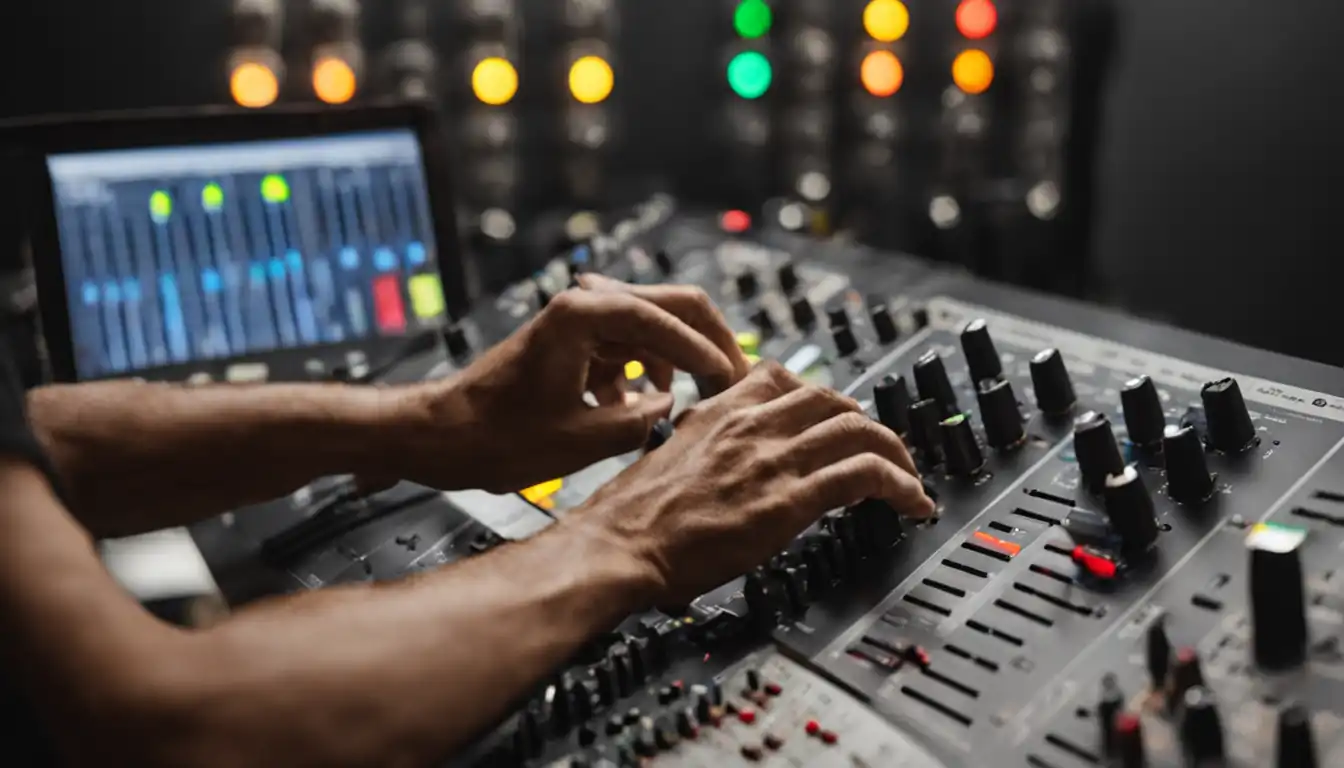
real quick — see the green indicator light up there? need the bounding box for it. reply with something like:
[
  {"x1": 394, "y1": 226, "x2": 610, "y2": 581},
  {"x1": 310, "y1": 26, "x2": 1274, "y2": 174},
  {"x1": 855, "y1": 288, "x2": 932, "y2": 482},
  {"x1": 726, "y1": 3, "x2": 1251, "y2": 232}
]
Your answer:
[
  {"x1": 149, "y1": 190, "x2": 173, "y2": 221},
  {"x1": 261, "y1": 174, "x2": 290, "y2": 204},
  {"x1": 734, "y1": 0, "x2": 773, "y2": 40},
  {"x1": 942, "y1": 413, "x2": 967, "y2": 427},
  {"x1": 727, "y1": 51, "x2": 773, "y2": 99},
  {"x1": 202, "y1": 183, "x2": 224, "y2": 211}
]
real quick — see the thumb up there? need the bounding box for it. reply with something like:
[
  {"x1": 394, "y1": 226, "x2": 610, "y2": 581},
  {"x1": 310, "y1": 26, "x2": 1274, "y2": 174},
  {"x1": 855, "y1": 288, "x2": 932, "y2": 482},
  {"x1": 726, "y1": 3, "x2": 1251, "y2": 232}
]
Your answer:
[{"x1": 571, "y1": 391, "x2": 675, "y2": 458}]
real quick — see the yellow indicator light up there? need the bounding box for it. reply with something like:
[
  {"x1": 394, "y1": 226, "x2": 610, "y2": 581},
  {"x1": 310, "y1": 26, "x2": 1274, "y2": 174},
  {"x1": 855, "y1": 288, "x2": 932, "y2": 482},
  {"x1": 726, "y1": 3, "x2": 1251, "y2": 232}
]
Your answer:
[
  {"x1": 521, "y1": 479, "x2": 564, "y2": 505},
  {"x1": 313, "y1": 57, "x2": 357, "y2": 105},
  {"x1": 952, "y1": 49, "x2": 994, "y2": 95},
  {"x1": 736, "y1": 331, "x2": 761, "y2": 356},
  {"x1": 860, "y1": 50, "x2": 904, "y2": 97},
  {"x1": 408, "y1": 274, "x2": 446, "y2": 320},
  {"x1": 624, "y1": 360, "x2": 646, "y2": 381},
  {"x1": 863, "y1": 0, "x2": 910, "y2": 42},
  {"x1": 471, "y1": 57, "x2": 519, "y2": 106},
  {"x1": 230, "y1": 62, "x2": 279, "y2": 109},
  {"x1": 569, "y1": 56, "x2": 614, "y2": 104}
]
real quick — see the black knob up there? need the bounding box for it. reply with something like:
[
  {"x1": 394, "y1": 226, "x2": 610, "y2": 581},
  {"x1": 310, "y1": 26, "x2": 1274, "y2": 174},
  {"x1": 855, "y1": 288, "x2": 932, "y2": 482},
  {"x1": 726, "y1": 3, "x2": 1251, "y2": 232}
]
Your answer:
[
  {"x1": 1074, "y1": 411, "x2": 1125, "y2": 492},
  {"x1": 676, "y1": 708, "x2": 699, "y2": 739},
  {"x1": 1098, "y1": 674, "x2": 1125, "y2": 757},
  {"x1": 750, "y1": 307, "x2": 776, "y2": 337},
  {"x1": 627, "y1": 637, "x2": 649, "y2": 683},
  {"x1": 1121, "y1": 376, "x2": 1166, "y2": 449},
  {"x1": 1167, "y1": 647, "x2": 1204, "y2": 712},
  {"x1": 778, "y1": 262, "x2": 800, "y2": 295},
  {"x1": 633, "y1": 727, "x2": 658, "y2": 757},
  {"x1": 1201, "y1": 378, "x2": 1259, "y2": 454},
  {"x1": 826, "y1": 304, "x2": 850, "y2": 331},
  {"x1": 744, "y1": 569, "x2": 786, "y2": 628},
  {"x1": 1249, "y1": 521, "x2": 1309, "y2": 670},
  {"x1": 874, "y1": 375, "x2": 913, "y2": 435},
  {"x1": 595, "y1": 659, "x2": 617, "y2": 705},
  {"x1": 1180, "y1": 686, "x2": 1225, "y2": 763},
  {"x1": 960, "y1": 319, "x2": 1003, "y2": 385},
  {"x1": 780, "y1": 564, "x2": 811, "y2": 612},
  {"x1": 518, "y1": 708, "x2": 544, "y2": 759},
  {"x1": 1114, "y1": 713, "x2": 1146, "y2": 768},
  {"x1": 536, "y1": 282, "x2": 552, "y2": 310},
  {"x1": 869, "y1": 298, "x2": 900, "y2": 344},
  {"x1": 908, "y1": 399, "x2": 946, "y2": 465},
  {"x1": 848, "y1": 499, "x2": 904, "y2": 555},
  {"x1": 832, "y1": 326, "x2": 859, "y2": 358},
  {"x1": 611, "y1": 647, "x2": 634, "y2": 697},
  {"x1": 654, "y1": 249, "x2": 674, "y2": 276},
  {"x1": 441, "y1": 324, "x2": 470, "y2": 359},
  {"x1": 645, "y1": 418, "x2": 674, "y2": 452},
  {"x1": 578, "y1": 725, "x2": 597, "y2": 747},
  {"x1": 736, "y1": 271, "x2": 759, "y2": 300},
  {"x1": 801, "y1": 534, "x2": 839, "y2": 595},
  {"x1": 746, "y1": 669, "x2": 762, "y2": 691},
  {"x1": 1162, "y1": 425, "x2": 1217, "y2": 504},
  {"x1": 1146, "y1": 618, "x2": 1172, "y2": 690},
  {"x1": 1030, "y1": 348, "x2": 1076, "y2": 416},
  {"x1": 694, "y1": 690, "x2": 713, "y2": 722},
  {"x1": 1103, "y1": 466, "x2": 1159, "y2": 554},
  {"x1": 551, "y1": 676, "x2": 575, "y2": 735},
  {"x1": 790, "y1": 297, "x2": 817, "y2": 330},
  {"x1": 911, "y1": 304, "x2": 930, "y2": 329},
  {"x1": 941, "y1": 413, "x2": 985, "y2": 477},
  {"x1": 913, "y1": 350, "x2": 960, "y2": 418},
  {"x1": 978, "y1": 379, "x2": 1025, "y2": 451},
  {"x1": 606, "y1": 714, "x2": 625, "y2": 735},
  {"x1": 654, "y1": 717, "x2": 679, "y2": 750},
  {"x1": 1276, "y1": 703, "x2": 1317, "y2": 768}
]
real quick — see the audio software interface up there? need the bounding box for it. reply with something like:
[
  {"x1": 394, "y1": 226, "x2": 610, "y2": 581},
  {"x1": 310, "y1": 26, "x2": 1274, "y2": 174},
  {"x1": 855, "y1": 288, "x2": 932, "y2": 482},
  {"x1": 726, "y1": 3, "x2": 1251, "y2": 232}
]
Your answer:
[{"x1": 191, "y1": 208, "x2": 1344, "y2": 768}]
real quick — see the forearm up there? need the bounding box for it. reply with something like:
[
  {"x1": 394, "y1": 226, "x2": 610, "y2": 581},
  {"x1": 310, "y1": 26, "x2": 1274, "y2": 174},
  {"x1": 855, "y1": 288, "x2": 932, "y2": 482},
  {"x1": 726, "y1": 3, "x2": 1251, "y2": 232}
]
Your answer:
[
  {"x1": 1, "y1": 458, "x2": 656, "y2": 766},
  {"x1": 28, "y1": 378, "x2": 453, "y2": 536}
]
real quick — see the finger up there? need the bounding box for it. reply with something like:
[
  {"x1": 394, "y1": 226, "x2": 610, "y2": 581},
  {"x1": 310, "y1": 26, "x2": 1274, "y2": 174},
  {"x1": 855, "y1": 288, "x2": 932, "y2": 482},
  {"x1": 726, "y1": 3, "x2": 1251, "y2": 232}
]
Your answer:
[
  {"x1": 677, "y1": 360, "x2": 804, "y2": 429},
  {"x1": 566, "y1": 391, "x2": 676, "y2": 460},
  {"x1": 580, "y1": 275, "x2": 751, "y2": 382},
  {"x1": 543, "y1": 290, "x2": 734, "y2": 382},
  {"x1": 787, "y1": 411, "x2": 920, "y2": 479},
  {"x1": 585, "y1": 359, "x2": 626, "y2": 406},
  {"x1": 794, "y1": 453, "x2": 934, "y2": 522},
  {"x1": 741, "y1": 384, "x2": 862, "y2": 436}
]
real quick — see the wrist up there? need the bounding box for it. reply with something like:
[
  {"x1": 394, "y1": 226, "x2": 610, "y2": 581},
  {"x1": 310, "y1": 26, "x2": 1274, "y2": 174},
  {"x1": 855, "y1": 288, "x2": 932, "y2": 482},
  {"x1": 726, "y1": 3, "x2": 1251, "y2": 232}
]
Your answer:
[
  {"x1": 557, "y1": 499, "x2": 667, "y2": 612},
  {"x1": 361, "y1": 377, "x2": 481, "y2": 488}
]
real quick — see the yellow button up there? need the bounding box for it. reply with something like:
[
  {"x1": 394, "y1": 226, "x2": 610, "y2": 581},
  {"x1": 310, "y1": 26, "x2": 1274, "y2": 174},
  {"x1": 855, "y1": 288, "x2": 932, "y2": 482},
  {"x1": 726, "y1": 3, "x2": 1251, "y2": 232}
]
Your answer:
[
  {"x1": 624, "y1": 360, "x2": 646, "y2": 380},
  {"x1": 736, "y1": 331, "x2": 761, "y2": 355},
  {"x1": 408, "y1": 274, "x2": 446, "y2": 319},
  {"x1": 520, "y1": 478, "x2": 564, "y2": 504}
]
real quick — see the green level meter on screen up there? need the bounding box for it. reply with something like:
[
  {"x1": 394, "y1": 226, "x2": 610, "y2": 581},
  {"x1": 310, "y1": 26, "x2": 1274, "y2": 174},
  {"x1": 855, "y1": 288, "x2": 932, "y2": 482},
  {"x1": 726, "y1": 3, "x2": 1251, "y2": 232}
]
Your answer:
[
  {"x1": 261, "y1": 174, "x2": 291, "y2": 204},
  {"x1": 202, "y1": 183, "x2": 225, "y2": 211},
  {"x1": 734, "y1": 0, "x2": 773, "y2": 39},
  {"x1": 149, "y1": 190, "x2": 173, "y2": 221},
  {"x1": 727, "y1": 51, "x2": 773, "y2": 99}
]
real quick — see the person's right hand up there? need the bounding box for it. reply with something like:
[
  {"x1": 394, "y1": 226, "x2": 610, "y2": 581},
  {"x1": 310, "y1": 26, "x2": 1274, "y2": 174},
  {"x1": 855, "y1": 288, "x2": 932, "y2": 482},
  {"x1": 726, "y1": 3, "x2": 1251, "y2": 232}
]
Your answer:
[{"x1": 561, "y1": 362, "x2": 936, "y2": 606}]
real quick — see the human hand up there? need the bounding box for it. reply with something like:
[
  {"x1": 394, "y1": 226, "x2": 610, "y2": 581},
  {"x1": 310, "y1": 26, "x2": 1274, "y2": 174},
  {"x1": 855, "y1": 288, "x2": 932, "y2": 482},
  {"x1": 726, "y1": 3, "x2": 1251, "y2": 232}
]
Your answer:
[
  {"x1": 397, "y1": 277, "x2": 751, "y2": 494},
  {"x1": 559, "y1": 362, "x2": 935, "y2": 606}
]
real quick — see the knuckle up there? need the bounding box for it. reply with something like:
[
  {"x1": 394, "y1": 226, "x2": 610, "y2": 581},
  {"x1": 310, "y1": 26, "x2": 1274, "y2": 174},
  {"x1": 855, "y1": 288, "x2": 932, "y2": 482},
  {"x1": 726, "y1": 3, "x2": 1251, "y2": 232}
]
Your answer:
[
  {"x1": 684, "y1": 286, "x2": 715, "y2": 313},
  {"x1": 836, "y1": 411, "x2": 875, "y2": 436},
  {"x1": 546, "y1": 289, "x2": 585, "y2": 315}
]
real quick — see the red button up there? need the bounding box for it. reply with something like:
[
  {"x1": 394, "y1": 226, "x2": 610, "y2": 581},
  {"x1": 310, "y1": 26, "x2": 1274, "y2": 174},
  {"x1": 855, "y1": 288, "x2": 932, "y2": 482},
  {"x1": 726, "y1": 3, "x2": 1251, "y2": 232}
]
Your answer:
[
  {"x1": 738, "y1": 707, "x2": 757, "y2": 725},
  {"x1": 820, "y1": 730, "x2": 839, "y2": 745},
  {"x1": 805, "y1": 720, "x2": 821, "y2": 735},
  {"x1": 764, "y1": 683, "x2": 783, "y2": 696}
]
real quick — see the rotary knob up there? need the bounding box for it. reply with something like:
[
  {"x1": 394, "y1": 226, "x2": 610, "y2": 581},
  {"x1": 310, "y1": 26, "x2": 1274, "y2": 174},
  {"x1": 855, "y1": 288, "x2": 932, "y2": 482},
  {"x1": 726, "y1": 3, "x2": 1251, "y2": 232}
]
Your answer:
[
  {"x1": 1074, "y1": 411, "x2": 1126, "y2": 492},
  {"x1": 960, "y1": 319, "x2": 1003, "y2": 385},
  {"x1": 1103, "y1": 466, "x2": 1160, "y2": 554},
  {"x1": 750, "y1": 307, "x2": 776, "y2": 337},
  {"x1": 874, "y1": 374, "x2": 913, "y2": 435},
  {"x1": 1162, "y1": 425, "x2": 1217, "y2": 504},
  {"x1": 977, "y1": 379, "x2": 1025, "y2": 451},
  {"x1": 914, "y1": 350, "x2": 960, "y2": 418},
  {"x1": 1166, "y1": 647, "x2": 1204, "y2": 712},
  {"x1": 1114, "y1": 714, "x2": 1147, "y2": 768},
  {"x1": 908, "y1": 399, "x2": 946, "y2": 466},
  {"x1": 1146, "y1": 618, "x2": 1172, "y2": 690},
  {"x1": 777, "y1": 262, "x2": 800, "y2": 295},
  {"x1": 790, "y1": 297, "x2": 817, "y2": 331},
  {"x1": 1121, "y1": 375, "x2": 1166, "y2": 450},
  {"x1": 941, "y1": 413, "x2": 985, "y2": 477},
  {"x1": 1276, "y1": 703, "x2": 1318, "y2": 768},
  {"x1": 441, "y1": 323, "x2": 471, "y2": 360},
  {"x1": 653, "y1": 249, "x2": 674, "y2": 276},
  {"x1": 1098, "y1": 674, "x2": 1125, "y2": 757},
  {"x1": 1249, "y1": 521, "x2": 1309, "y2": 669},
  {"x1": 826, "y1": 304, "x2": 850, "y2": 330},
  {"x1": 869, "y1": 298, "x2": 900, "y2": 344},
  {"x1": 1180, "y1": 686, "x2": 1225, "y2": 763},
  {"x1": 832, "y1": 326, "x2": 859, "y2": 358},
  {"x1": 1029, "y1": 348, "x2": 1076, "y2": 416},
  {"x1": 736, "y1": 271, "x2": 759, "y2": 300},
  {"x1": 1201, "y1": 377, "x2": 1259, "y2": 454}
]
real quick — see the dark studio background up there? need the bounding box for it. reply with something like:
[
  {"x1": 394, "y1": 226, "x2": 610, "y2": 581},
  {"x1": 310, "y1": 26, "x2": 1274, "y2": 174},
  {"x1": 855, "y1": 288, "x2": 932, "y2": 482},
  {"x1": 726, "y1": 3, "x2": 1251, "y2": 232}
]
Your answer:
[{"x1": 2, "y1": 0, "x2": 1342, "y2": 366}]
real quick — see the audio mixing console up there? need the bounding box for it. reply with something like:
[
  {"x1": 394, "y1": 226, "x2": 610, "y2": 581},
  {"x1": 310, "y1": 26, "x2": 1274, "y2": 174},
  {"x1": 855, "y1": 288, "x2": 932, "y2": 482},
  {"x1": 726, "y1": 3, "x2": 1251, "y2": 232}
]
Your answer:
[{"x1": 189, "y1": 208, "x2": 1344, "y2": 768}]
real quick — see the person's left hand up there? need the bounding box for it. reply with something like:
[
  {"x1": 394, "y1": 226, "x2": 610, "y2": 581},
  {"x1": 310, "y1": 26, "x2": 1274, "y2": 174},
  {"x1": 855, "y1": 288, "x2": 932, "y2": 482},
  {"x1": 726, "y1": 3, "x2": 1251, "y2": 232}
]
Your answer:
[{"x1": 390, "y1": 276, "x2": 752, "y2": 495}]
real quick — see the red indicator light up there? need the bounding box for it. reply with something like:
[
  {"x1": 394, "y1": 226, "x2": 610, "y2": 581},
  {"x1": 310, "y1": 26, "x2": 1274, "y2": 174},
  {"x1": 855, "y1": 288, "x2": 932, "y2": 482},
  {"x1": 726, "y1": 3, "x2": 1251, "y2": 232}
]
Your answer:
[
  {"x1": 372, "y1": 276, "x2": 407, "y2": 333},
  {"x1": 738, "y1": 706, "x2": 757, "y2": 724},
  {"x1": 722, "y1": 209, "x2": 752, "y2": 233},
  {"x1": 1072, "y1": 545, "x2": 1119, "y2": 579},
  {"x1": 955, "y1": 0, "x2": 998, "y2": 40},
  {"x1": 805, "y1": 720, "x2": 821, "y2": 735},
  {"x1": 973, "y1": 530, "x2": 1022, "y2": 556}
]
